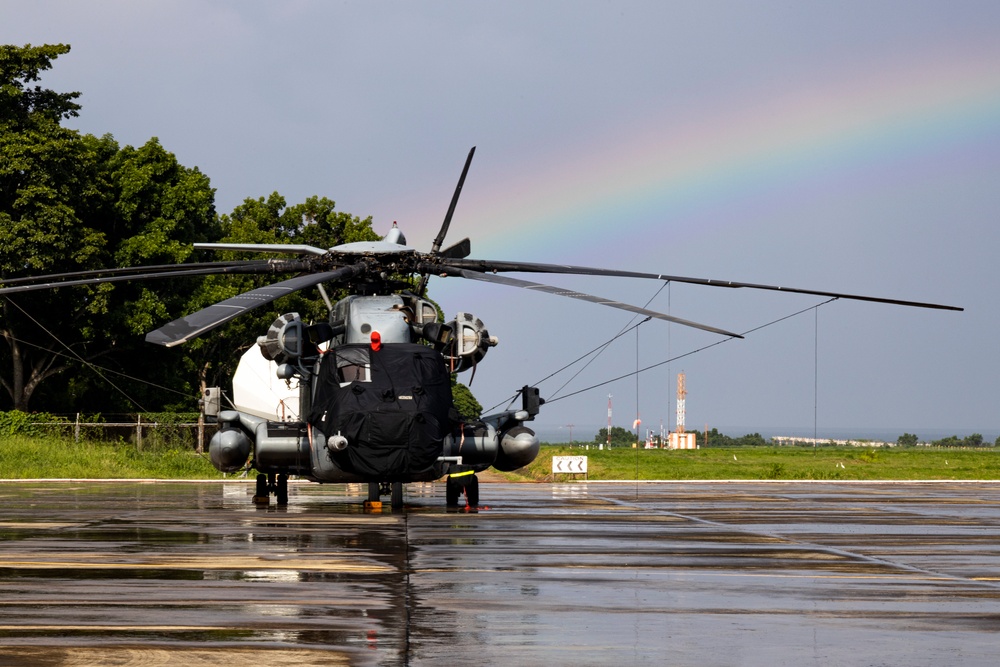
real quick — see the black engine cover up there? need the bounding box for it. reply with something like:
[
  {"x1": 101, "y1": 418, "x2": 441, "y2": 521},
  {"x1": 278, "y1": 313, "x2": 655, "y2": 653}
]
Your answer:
[{"x1": 309, "y1": 343, "x2": 456, "y2": 479}]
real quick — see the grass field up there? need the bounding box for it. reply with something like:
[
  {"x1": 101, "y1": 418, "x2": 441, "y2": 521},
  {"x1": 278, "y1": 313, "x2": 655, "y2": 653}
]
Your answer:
[
  {"x1": 0, "y1": 435, "x2": 224, "y2": 479},
  {"x1": 508, "y1": 445, "x2": 1000, "y2": 481},
  {"x1": 0, "y1": 436, "x2": 998, "y2": 481}
]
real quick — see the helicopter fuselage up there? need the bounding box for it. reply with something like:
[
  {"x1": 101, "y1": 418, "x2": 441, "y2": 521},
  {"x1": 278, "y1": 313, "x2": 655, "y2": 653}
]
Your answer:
[{"x1": 205, "y1": 293, "x2": 541, "y2": 501}]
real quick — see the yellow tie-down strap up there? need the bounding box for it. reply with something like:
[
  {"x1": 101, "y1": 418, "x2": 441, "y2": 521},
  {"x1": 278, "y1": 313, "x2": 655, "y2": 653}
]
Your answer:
[{"x1": 449, "y1": 470, "x2": 476, "y2": 478}]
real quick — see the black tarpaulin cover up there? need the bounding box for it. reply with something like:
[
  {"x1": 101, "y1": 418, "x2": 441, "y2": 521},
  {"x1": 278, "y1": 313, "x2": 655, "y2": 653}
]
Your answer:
[{"x1": 309, "y1": 343, "x2": 455, "y2": 478}]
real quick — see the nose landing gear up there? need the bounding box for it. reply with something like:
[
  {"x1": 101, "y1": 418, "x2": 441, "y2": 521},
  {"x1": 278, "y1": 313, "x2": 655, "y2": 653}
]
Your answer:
[
  {"x1": 253, "y1": 472, "x2": 289, "y2": 505},
  {"x1": 367, "y1": 481, "x2": 405, "y2": 509}
]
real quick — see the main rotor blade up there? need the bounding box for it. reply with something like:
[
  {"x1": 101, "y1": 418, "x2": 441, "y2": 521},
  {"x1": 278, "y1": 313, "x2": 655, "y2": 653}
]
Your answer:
[
  {"x1": 443, "y1": 258, "x2": 963, "y2": 312},
  {"x1": 0, "y1": 260, "x2": 310, "y2": 295},
  {"x1": 145, "y1": 264, "x2": 365, "y2": 347},
  {"x1": 418, "y1": 147, "x2": 476, "y2": 297},
  {"x1": 194, "y1": 242, "x2": 328, "y2": 256},
  {"x1": 443, "y1": 267, "x2": 743, "y2": 339},
  {"x1": 0, "y1": 260, "x2": 275, "y2": 288},
  {"x1": 432, "y1": 147, "x2": 476, "y2": 255}
]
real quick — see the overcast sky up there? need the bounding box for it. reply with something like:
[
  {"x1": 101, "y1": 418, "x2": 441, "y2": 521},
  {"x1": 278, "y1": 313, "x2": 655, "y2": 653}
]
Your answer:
[{"x1": 4, "y1": 1, "x2": 998, "y2": 442}]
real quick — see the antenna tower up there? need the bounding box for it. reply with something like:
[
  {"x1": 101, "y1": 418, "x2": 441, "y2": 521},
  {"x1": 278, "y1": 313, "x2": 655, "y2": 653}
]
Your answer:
[{"x1": 676, "y1": 372, "x2": 687, "y2": 434}]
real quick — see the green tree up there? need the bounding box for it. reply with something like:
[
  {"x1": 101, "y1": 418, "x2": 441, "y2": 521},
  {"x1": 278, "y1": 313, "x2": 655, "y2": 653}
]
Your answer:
[
  {"x1": 1, "y1": 44, "x2": 112, "y2": 410},
  {"x1": 735, "y1": 432, "x2": 768, "y2": 447},
  {"x1": 702, "y1": 427, "x2": 734, "y2": 447},
  {"x1": 451, "y1": 381, "x2": 482, "y2": 421},
  {"x1": 0, "y1": 44, "x2": 220, "y2": 412},
  {"x1": 897, "y1": 433, "x2": 919, "y2": 447},
  {"x1": 594, "y1": 425, "x2": 635, "y2": 447}
]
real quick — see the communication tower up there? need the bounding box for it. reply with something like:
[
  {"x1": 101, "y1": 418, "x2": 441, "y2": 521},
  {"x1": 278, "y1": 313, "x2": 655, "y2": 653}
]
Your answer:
[
  {"x1": 669, "y1": 372, "x2": 697, "y2": 449},
  {"x1": 676, "y1": 372, "x2": 687, "y2": 434}
]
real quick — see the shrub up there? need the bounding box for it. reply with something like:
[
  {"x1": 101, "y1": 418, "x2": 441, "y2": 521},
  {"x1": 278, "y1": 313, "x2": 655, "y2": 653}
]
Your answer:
[{"x1": 0, "y1": 410, "x2": 68, "y2": 437}]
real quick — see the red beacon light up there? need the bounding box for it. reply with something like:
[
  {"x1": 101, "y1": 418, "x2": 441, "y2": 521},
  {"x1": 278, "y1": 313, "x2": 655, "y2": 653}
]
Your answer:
[{"x1": 370, "y1": 330, "x2": 382, "y2": 351}]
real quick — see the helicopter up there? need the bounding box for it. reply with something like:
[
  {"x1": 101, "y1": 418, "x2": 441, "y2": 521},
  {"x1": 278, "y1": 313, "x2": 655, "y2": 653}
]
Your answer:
[{"x1": 0, "y1": 148, "x2": 963, "y2": 509}]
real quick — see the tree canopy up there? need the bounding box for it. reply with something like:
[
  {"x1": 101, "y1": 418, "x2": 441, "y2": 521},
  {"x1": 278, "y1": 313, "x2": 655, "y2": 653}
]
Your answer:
[
  {"x1": 0, "y1": 44, "x2": 377, "y2": 413},
  {"x1": 594, "y1": 426, "x2": 638, "y2": 447}
]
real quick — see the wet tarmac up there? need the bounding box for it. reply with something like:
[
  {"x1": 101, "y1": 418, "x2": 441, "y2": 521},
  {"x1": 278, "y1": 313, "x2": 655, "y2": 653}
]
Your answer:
[{"x1": 1, "y1": 480, "x2": 999, "y2": 666}]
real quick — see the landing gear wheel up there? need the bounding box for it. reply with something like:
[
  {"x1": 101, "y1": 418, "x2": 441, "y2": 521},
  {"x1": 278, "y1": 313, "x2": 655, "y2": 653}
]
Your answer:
[
  {"x1": 253, "y1": 473, "x2": 269, "y2": 504},
  {"x1": 368, "y1": 482, "x2": 380, "y2": 503},
  {"x1": 391, "y1": 482, "x2": 404, "y2": 509},
  {"x1": 276, "y1": 473, "x2": 288, "y2": 505},
  {"x1": 446, "y1": 473, "x2": 479, "y2": 508},
  {"x1": 464, "y1": 475, "x2": 479, "y2": 508},
  {"x1": 446, "y1": 477, "x2": 461, "y2": 506}
]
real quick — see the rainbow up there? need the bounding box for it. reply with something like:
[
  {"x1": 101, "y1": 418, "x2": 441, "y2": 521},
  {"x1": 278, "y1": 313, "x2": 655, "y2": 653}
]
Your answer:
[{"x1": 447, "y1": 49, "x2": 1000, "y2": 264}]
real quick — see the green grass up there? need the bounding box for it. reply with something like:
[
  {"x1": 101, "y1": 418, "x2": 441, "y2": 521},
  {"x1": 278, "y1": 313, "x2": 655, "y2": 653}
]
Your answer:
[
  {"x1": 516, "y1": 445, "x2": 1000, "y2": 481},
  {"x1": 0, "y1": 435, "x2": 224, "y2": 479},
  {"x1": 2, "y1": 436, "x2": 998, "y2": 481}
]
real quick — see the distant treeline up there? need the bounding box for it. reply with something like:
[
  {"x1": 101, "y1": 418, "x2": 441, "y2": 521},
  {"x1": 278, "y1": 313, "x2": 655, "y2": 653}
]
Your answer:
[{"x1": 591, "y1": 426, "x2": 997, "y2": 449}]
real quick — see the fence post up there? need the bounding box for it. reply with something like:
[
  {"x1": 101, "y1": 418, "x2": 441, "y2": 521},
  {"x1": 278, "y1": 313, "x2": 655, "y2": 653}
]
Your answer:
[
  {"x1": 136, "y1": 414, "x2": 142, "y2": 452},
  {"x1": 197, "y1": 412, "x2": 205, "y2": 454},
  {"x1": 75, "y1": 413, "x2": 80, "y2": 443}
]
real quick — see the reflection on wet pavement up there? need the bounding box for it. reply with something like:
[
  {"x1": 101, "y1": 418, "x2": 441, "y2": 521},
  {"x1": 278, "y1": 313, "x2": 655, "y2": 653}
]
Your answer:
[{"x1": 1, "y1": 480, "x2": 999, "y2": 665}]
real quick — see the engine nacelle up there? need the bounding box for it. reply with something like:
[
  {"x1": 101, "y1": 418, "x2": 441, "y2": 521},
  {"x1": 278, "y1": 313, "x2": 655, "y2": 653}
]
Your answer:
[
  {"x1": 209, "y1": 410, "x2": 252, "y2": 472},
  {"x1": 258, "y1": 313, "x2": 307, "y2": 364},
  {"x1": 494, "y1": 425, "x2": 540, "y2": 472},
  {"x1": 443, "y1": 312, "x2": 498, "y2": 373}
]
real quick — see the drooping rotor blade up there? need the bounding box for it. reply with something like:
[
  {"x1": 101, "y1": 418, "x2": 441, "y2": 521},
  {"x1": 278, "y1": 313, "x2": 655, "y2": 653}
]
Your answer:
[
  {"x1": 145, "y1": 264, "x2": 366, "y2": 347},
  {"x1": 442, "y1": 258, "x2": 963, "y2": 312},
  {"x1": 0, "y1": 260, "x2": 310, "y2": 296},
  {"x1": 417, "y1": 147, "x2": 476, "y2": 296},
  {"x1": 440, "y1": 267, "x2": 743, "y2": 339},
  {"x1": 0, "y1": 260, "x2": 273, "y2": 288},
  {"x1": 194, "y1": 242, "x2": 328, "y2": 256}
]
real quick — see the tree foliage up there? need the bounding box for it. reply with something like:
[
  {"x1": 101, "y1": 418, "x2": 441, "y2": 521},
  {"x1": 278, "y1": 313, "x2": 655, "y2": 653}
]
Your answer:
[
  {"x1": 931, "y1": 433, "x2": 990, "y2": 448},
  {"x1": 0, "y1": 43, "x2": 220, "y2": 412},
  {"x1": 594, "y1": 426, "x2": 637, "y2": 447},
  {"x1": 700, "y1": 428, "x2": 768, "y2": 448},
  {"x1": 0, "y1": 44, "x2": 381, "y2": 413},
  {"x1": 451, "y1": 380, "x2": 482, "y2": 421}
]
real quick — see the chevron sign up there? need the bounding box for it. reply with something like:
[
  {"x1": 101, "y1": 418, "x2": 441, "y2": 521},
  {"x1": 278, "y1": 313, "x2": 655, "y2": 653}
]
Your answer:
[{"x1": 552, "y1": 456, "x2": 588, "y2": 474}]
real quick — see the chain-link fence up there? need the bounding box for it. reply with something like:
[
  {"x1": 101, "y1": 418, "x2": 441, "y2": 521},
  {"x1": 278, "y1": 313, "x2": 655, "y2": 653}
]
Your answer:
[{"x1": 0, "y1": 412, "x2": 210, "y2": 453}]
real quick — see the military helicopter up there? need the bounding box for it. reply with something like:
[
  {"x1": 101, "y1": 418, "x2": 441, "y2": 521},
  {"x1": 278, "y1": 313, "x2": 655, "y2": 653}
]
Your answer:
[{"x1": 0, "y1": 148, "x2": 962, "y2": 508}]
